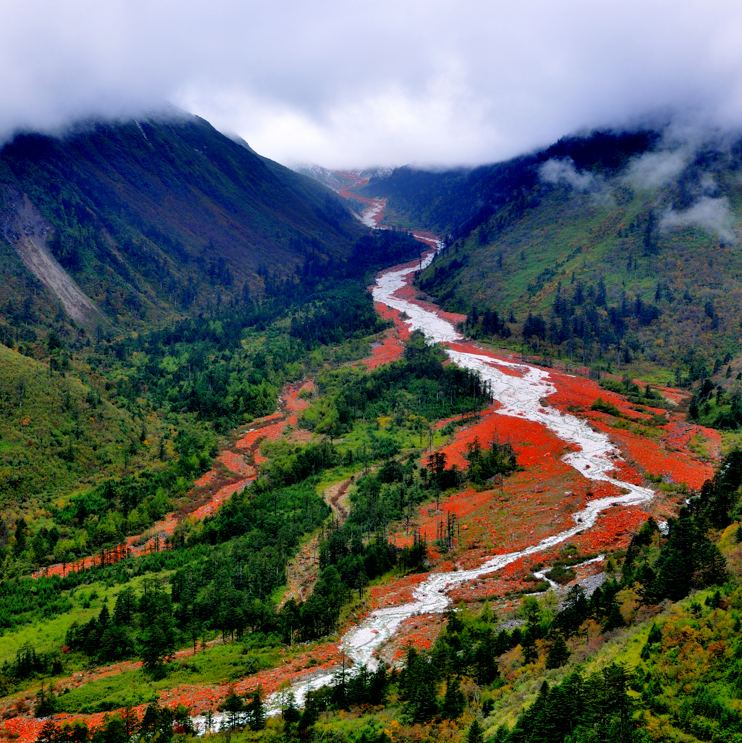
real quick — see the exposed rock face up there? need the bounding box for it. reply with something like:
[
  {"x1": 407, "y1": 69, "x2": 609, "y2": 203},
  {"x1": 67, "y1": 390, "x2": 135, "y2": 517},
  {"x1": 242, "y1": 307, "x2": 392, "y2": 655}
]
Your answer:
[{"x1": 1, "y1": 188, "x2": 102, "y2": 325}]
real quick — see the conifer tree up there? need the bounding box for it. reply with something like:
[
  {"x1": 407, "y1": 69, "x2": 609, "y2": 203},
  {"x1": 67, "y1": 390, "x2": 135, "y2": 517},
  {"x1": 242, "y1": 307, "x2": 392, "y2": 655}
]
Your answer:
[
  {"x1": 546, "y1": 634, "x2": 570, "y2": 669},
  {"x1": 246, "y1": 687, "x2": 265, "y2": 731},
  {"x1": 440, "y1": 676, "x2": 466, "y2": 719},
  {"x1": 467, "y1": 719, "x2": 484, "y2": 743}
]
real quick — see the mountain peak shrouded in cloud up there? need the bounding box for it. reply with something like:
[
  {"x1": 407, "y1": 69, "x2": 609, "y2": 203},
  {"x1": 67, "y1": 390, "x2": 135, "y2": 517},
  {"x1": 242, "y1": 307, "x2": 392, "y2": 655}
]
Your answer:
[{"x1": 3, "y1": 0, "x2": 742, "y2": 167}]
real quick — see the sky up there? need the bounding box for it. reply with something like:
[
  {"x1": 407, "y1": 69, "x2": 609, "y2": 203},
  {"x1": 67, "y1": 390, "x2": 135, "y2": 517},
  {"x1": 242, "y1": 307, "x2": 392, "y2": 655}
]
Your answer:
[{"x1": 3, "y1": 0, "x2": 742, "y2": 168}]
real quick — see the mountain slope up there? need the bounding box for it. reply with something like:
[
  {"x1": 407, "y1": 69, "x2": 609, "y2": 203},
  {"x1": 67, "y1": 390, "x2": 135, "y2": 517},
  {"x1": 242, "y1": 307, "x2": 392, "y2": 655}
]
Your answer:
[
  {"x1": 0, "y1": 343, "x2": 165, "y2": 519},
  {"x1": 0, "y1": 112, "x2": 365, "y2": 336},
  {"x1": 362, "y1": 130, "x2": 659, "y2": 235},
  {"x1": 367, "y1": 131, "x2": 742, "y2": 390},
  {"x1": 294, "y1": 164, "x2": 394, "y2": 194}
]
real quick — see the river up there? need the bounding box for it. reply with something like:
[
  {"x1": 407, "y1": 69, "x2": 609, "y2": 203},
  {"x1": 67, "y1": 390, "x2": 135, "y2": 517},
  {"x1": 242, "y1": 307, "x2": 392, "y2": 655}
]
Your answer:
[{"x1": 198, "y1": 248, "x2": 656, "y2": 723}]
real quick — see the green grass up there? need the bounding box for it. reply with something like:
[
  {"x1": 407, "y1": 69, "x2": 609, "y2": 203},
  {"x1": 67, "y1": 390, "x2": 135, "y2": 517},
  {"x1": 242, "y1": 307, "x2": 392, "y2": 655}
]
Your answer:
[
  {"x1": 0, "y1": 343, "x2": 164, "y2": 515},
  {"x1": 0, "y1": 573, "x2": 169, "y2": 666},
  {"x1": 52, "y1": 632, "x2": 320, "y2": 714},
  {"x1": 55, "y1": 644, "x2": 272, "y2": 713}
]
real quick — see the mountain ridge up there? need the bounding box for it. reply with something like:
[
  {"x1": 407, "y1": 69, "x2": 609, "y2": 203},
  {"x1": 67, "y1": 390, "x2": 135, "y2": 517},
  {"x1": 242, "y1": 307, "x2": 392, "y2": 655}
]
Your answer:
[
  {"x1": 358, "y1": 130, "x2": 742, "y2": 386},
  {"x1": 0, "y1": 113, "x2": 365, "y2": 338}
]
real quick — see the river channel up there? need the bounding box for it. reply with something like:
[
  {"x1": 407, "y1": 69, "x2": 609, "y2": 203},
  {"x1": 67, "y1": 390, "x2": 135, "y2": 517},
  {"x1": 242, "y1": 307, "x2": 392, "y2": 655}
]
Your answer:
[{"x1": 201, "y1": 249, "x2": 657, "y2": 722}]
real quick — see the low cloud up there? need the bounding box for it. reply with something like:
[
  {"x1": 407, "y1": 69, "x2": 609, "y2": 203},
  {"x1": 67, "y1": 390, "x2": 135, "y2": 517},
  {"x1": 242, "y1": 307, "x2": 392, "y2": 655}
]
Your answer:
[
  {"x1": 624, "y1": 149, "x2": 690, "y2": 189},
  {"x1": 4, "y1": 0, "x2": 742, "y2": 166},
  {"x1": 660, "y1": 196, "x2": 735, "y2": 243},
  {"x1": 539, "y1": 158, "x2": 598, "y2": 192}
]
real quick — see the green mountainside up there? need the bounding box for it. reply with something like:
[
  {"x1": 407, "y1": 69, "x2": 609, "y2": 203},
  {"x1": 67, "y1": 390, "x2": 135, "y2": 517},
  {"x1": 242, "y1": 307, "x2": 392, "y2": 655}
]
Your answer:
[
  {"x1": 365, "y1": 131, "x2": 742, "y2": 419},
  {"x1": 0, "y1": 112, "x2": 417, "y2": 572},
  {"x1": 0, "y1": 343, "x2": 163, "y2": 518},
  {"x1": 0, "y1": 112, "x2": 364, "y2": 340},
  {"x1": 363, "y1": 131, "x2": 659, "y2": 235}
]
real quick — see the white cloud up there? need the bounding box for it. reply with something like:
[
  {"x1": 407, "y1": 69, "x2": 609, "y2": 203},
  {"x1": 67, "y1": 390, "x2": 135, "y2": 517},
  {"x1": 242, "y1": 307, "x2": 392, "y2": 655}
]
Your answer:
[
  {"x1": 660, "y1": 196, "x2": 736, "y2": 243},
  {"x1": 3, "y1": 0, "x2": 742, "y2": 166},
  {"x1": 625, "y1": 150, "x2": 691, "y2": 189},
  {"x1": 539, "y1": 158, "x2": 597, "y2": 192}
]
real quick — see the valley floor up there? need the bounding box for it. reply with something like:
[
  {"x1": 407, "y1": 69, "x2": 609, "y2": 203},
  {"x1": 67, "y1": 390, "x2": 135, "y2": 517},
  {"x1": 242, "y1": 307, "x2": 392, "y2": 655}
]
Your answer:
[{"x1": 0, "y1": 238, "x2": 721, "y2": 743}]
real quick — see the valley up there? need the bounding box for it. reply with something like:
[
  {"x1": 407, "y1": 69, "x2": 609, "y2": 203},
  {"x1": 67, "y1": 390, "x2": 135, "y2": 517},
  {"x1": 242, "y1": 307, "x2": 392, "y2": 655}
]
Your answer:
[
  {"x1": 0, "y1": 231, "x2": 723, "y2": 743},
  {"x1": 0, "y1": 123, "x2": 739, "y2": 743}
]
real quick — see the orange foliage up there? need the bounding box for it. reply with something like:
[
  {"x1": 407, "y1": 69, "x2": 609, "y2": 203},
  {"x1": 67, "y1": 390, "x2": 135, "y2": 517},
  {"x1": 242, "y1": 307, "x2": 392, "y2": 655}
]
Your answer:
[{"x1": 365, "y1": 334, "x2": 406, "y2": 369}]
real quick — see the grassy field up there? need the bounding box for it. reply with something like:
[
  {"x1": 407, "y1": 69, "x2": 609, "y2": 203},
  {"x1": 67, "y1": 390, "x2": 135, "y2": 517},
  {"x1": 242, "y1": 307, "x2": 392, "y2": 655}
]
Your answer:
[
  {"x1": 53, "y1": 636, "x2": 286, "y2": 714},
  {"x1": 0, "y1": 344, "x2": 164, "y2": 514}
]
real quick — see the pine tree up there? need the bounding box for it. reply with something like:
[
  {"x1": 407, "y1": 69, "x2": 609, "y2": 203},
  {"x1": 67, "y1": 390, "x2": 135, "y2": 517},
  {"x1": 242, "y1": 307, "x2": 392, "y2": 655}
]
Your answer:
[
  {"x1": 246, "y1": 687, "x2": 265, "y2": 731},
  {"x1": 221, "y1": 689, "x2": 245, "y2": 730},
  {"x1": 404, "y1": 650, "x2": 439, "y2": 722},
  {"x1": 440, "y1": 676, "x2": 466, "y2": 719},
  {"x1": 546, "y1": 634, "x2": 570, "y2": 669},
  {"x1": 602, "y1": 599, "x2": 626, "y2": 633},
  {"x1": 467, "y1": 719, "x2": 484, "y2": 743},
  {"x1": 647, "y1": 623, "x2": 662, "y2": 644},
  {"x1": 602, "y1": 664, "x2": 635, "y2": 743},
  {"x1": 34, "y1": 682, "x2": 58, "y2": 718},
  {"x1": 474, "y1": 633, "x2": 500, "y2": 684},
  {"x1": 282, "y1": 692, "x2": 301, "y2": 726}
]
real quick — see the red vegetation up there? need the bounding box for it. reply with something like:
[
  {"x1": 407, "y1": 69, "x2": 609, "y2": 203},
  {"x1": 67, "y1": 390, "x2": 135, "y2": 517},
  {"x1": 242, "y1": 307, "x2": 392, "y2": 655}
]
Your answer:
[
  {"x1": 438, "y1": 406, "x2": 571, "y2": 470},
  {"x1": 189, "y1": 477, "x2": 255, "y2": 521},
  {"x1": 32, "y1": 387, "x2": 312, "y2": 581},
  {"x1": 235, "y1": 420, "x2": 286, "y2": 451},
  {"x1": 368, "y1": 573, "x2": 430, "y2": 610},
  {"x1": 217, "y1": 451, "x2": 254, "y2": 476},
  {"x1": 283, "y1": 381, "x2": 314, "y2": 427},
  {"x1": 374, "y1": 303, "x2": 412, "y2": 341},
  {"x1": 365, "y1": 334, "x2": 406, "y2": 369},
  {"x1": 15, "y1": 239, "x2": 730, "y2": 736},
  {"x1": 193, "y1": 470, "x2": 218, "y2": 488},
  {"x1": 410, "y1": 231, "x2": 441, "y2": 248},
  {"x1": 572, "y1": 506, "x2": 649, "y2": 553},
  {"x1": 387, "y1": 614, "x2": 443, "y2": 661}
]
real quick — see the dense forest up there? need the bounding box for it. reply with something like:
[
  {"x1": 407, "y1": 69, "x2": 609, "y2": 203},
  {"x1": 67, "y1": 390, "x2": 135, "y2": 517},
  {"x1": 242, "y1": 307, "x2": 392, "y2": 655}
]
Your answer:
[
  {"x1": 0, "y1": 228, "x2": 425, "y2": 576},
  {"x1": 25, "y1": 446, "x2": 742, "y2": 743}
]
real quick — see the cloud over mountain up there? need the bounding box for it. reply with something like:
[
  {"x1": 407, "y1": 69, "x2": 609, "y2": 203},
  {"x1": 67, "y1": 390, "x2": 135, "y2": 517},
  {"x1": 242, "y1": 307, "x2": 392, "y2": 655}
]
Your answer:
[{"x1": 3, "y1": 0, "x2": 742, "y2": 167}]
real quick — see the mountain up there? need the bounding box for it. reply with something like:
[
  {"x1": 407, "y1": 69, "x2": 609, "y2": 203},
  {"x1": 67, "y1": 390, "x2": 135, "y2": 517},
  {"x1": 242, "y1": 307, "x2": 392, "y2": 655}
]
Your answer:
[
  {"x1": 0, "y1": 342, "x2": 164, "y2": 516},
  {"x1": 294, "y1": 164, "x2": 394, "y2": 194},
  {"x1": 362, "y1": 131, "x2": 659, "y2": 234},
  {"x1": 0, "y1": 111, "x2": 365, "y2": 341},
  {"x1": 365, "y1": 130, "x2": 742, "y2": 393}
]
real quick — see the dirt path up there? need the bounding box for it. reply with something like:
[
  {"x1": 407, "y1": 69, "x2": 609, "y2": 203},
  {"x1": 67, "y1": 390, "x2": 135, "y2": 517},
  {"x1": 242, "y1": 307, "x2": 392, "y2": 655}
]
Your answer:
[
  {"x1": 280, "y1": 476, "x2": 353, "y2": 606},
  {"x1": 324, "y1": 478, "x2": 352, "y2": 521}
]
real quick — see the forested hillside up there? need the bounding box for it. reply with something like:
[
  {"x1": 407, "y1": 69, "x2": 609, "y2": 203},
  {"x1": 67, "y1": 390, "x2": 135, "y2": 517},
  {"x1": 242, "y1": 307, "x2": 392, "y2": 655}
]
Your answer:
[
  {"x1": 362, "y1": 131, "x2": 659, "y2": 235},
  {"x1": 1, "y1": 113, "x2": 740, "y2": 743},
  {"x1": 0, "y1": 111, "x2": 375, "y2": 544},
  {"x1": 364, "y1": 130, "x2": 742, "y2": 425},
  {"x1": 0, "y1": 111, "x2": 364, "y2": 340}
]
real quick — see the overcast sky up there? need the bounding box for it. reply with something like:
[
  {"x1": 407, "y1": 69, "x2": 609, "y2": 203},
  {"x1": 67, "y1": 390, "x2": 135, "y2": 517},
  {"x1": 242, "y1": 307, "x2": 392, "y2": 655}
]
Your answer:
[{"x1": 2, "y1": 0, "x2": 742, "y2": 168}]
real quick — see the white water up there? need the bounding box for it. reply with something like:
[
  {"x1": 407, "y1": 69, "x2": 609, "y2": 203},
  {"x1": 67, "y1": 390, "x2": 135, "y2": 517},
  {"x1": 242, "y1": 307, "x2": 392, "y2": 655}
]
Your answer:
[
  {"x1": 360, "y1": 200, "x2": 385, "y2": 228},
  {"x1": 223, "y1": 251, "x2": 655, "y2": 719},
  {"x1": 532, "y1": 554, "x2": 605, "y2": 593}
]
